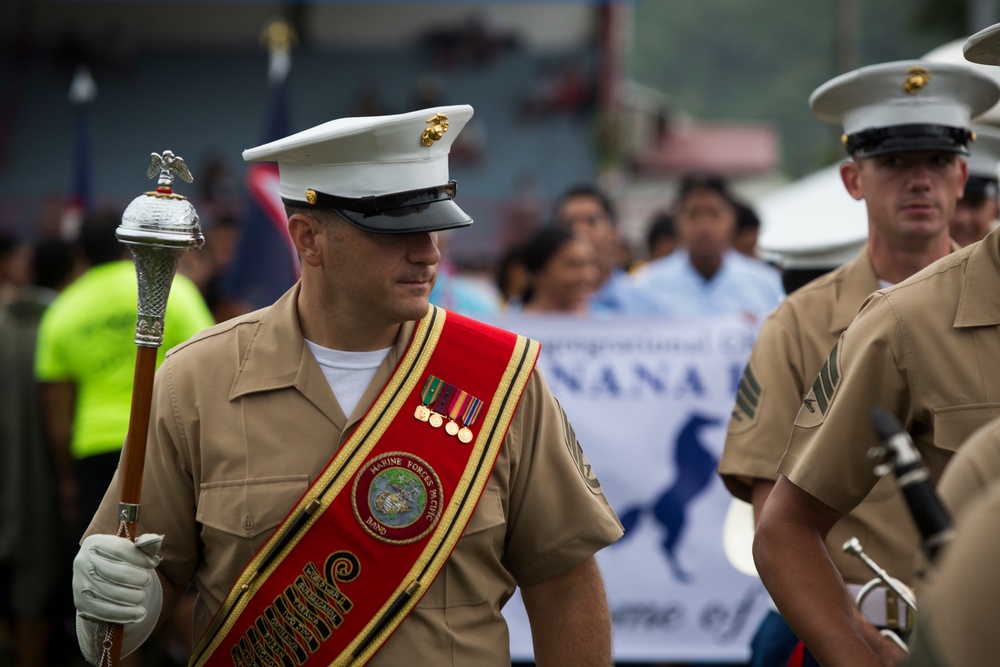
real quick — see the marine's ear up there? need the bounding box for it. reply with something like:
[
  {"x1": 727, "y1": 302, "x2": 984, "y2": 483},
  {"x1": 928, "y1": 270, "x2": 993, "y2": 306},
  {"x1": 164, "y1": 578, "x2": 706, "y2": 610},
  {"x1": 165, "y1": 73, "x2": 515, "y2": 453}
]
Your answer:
[
  {"x1": 287, "y1": 212, "x2": 325, "y2": 267},
  {"x1": 839, "y1": 159, "x2": 864, "y2": 202}
]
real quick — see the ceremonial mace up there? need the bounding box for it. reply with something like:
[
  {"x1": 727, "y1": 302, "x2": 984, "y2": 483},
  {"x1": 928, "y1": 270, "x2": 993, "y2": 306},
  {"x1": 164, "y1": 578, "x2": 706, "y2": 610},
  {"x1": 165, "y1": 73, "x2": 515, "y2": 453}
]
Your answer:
[{"x1": 101, "y1": 151, "x2": 203, "y2": 667}]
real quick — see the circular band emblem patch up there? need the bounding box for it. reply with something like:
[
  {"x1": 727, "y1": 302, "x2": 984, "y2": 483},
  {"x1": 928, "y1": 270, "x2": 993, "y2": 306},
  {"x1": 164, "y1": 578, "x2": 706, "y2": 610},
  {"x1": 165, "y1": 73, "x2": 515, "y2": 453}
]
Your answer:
[{"x1": 352, "y1": 452, "x2": 444, "y2": 544}]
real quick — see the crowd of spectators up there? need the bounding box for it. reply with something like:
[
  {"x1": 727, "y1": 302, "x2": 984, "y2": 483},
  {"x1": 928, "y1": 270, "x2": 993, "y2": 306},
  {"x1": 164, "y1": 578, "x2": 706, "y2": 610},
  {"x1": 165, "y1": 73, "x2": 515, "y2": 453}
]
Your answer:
[{"x1": 487, "y1": 174, "x2": 784, "y2": 322}]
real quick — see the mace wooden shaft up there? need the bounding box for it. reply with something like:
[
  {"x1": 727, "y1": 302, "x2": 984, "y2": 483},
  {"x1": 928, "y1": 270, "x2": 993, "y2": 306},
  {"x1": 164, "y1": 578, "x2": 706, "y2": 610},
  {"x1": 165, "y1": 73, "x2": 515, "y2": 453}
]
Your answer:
[
  {"x1": 107, "y1": 623, "x2": 124, "y2": 667},
  {"x1": 105, "y1": 344, "x2": 159, "y2": 667},
  {"x1": 120, "y1": 345, "x2": 158, "y2": 524}
]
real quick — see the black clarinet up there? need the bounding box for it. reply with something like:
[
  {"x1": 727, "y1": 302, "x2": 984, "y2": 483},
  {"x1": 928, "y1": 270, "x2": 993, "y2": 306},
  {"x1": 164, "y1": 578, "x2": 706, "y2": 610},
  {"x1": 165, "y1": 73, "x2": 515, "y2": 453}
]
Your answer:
[{"x1": 868, "y1": 407, "x2": 955, "y2": 562}]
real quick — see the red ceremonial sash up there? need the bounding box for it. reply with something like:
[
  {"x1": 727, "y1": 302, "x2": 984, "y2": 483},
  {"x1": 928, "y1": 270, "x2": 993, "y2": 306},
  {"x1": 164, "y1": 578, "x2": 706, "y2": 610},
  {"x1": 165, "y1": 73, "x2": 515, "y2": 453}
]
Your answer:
[{"x1": 191, "y1": 307, "x2": 539, "y2": 667}]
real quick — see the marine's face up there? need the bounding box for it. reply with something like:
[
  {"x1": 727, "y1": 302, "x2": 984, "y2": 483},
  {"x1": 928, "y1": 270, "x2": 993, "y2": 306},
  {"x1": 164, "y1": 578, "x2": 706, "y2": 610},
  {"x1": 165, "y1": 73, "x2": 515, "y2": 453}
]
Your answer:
[
  {"x1": 322, "y1": 216, "x2": 441, "y2": 326},
  {"x1": 845, "y1": 151, "x2": 968, "y2": 243},
  {"x1": 950, "y1": 194, "x2": 998, "y2": 247}
]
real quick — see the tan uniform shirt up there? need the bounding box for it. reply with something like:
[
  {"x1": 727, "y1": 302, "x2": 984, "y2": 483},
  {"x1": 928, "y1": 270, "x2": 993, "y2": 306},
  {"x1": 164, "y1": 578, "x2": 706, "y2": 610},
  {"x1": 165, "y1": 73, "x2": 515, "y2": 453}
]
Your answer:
[
  {"x1": 780, "y1": 226, "x2": 1000, "y2": 527},
  {"x1": 936, "y1": 414, "x2": 1000, "y2": 520},
  {"x1": 87, "y1": 284, "x2": 623, "y2": 666},
  {"x1": 906, "y1": 481, "x2": 1000, "y2": 667},
  {"x1": 720, "y1": 251, "x2": 918, "y2": 584}
]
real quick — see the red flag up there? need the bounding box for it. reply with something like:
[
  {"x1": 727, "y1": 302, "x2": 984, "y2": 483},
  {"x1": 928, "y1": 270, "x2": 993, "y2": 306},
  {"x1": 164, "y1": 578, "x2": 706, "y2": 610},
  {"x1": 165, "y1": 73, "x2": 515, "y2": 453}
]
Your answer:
[{"x1": 221, "y1": 25, "x2": 300, "y2": 310}]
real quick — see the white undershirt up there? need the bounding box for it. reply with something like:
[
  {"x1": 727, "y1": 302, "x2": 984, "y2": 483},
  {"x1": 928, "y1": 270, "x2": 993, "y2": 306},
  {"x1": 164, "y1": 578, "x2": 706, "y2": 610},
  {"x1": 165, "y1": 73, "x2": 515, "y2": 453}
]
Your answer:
[{"x1": 304, "y1": 340, "x2": 391, "y2": 418}]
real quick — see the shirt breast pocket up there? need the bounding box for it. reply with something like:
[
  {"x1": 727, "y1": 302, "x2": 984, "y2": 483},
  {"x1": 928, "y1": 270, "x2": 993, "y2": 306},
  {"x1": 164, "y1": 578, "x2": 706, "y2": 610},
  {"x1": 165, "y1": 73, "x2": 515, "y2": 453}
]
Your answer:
[
  {"x1": 932, "y1": 404, "x2": 1000, "y2": 452},
  {"x1": 929, "y1": 404, "x2": 1000, "y2": 483},
  {"x1": 197, "y1": 476, "x2": 310, "y2": 559},
  {"x1": 417, "y1": 484, "x2": 507, "y2": 609}
]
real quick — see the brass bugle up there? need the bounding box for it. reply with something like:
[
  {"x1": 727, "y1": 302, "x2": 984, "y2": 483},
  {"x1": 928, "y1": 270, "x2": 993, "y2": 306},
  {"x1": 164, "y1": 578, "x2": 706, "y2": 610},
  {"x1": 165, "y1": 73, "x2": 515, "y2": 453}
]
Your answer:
[
  {"x1": 843, "y1": 537, "x2": 915, "y2": 654},
  {"x1": 843, "y1": 537, "x2": 917, "y2": 611}
]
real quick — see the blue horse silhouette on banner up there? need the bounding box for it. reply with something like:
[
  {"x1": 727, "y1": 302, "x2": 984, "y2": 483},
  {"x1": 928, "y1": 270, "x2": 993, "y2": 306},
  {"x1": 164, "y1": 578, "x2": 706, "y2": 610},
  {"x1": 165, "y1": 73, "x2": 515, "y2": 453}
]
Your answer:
[{"x1": 616, "y1": 412, "x2": 721, "y2": 582}]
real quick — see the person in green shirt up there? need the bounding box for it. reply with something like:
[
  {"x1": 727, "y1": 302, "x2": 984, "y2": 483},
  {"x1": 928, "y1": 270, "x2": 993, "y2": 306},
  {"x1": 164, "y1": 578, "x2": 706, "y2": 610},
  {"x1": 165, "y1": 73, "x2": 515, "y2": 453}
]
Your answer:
[{"x1": 35, "y1": 210, "x2": 214, "y2": 541}]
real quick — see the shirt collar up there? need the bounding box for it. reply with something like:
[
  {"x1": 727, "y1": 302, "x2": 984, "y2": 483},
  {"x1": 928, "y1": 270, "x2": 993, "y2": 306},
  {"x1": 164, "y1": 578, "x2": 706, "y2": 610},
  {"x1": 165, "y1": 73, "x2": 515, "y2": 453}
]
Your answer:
[
  {"x1": 829, "y1": 250, "x2": 881, "y2": 334},
  {"x1": 954, "y1": 228, "x2": 1000, "y2": 327},
  {"x1": 229, "y1": 282, "x2": 415, "y2": 431},
  {"x1": 229, "y1": 283, "x2": 310, "y2": 400}
]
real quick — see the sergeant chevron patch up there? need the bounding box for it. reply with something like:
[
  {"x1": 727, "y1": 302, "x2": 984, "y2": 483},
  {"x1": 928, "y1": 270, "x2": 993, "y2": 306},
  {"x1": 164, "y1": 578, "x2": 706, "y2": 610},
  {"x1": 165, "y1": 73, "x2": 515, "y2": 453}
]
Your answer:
[
  {"x1": 729, "y1": 363, "x2": 763, "y2": 434},
  {"x1": 556, "y1": 399, "x2": 603, "y2": 495},
  {"x1": 810, "y1": 342, "x2": 841, "y2": 416},
  {"x1": 794, "y1": 341, "x2": 841, "y2": 429}
]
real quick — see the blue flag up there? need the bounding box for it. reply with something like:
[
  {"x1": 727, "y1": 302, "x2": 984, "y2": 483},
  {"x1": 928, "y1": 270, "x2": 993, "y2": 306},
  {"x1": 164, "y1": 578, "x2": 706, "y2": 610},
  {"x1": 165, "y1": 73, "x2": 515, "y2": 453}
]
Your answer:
[
  {"x1": 70, "y1": 104, "x2": 94, "y2": 214},
  {"x1": 63, "y1": 65, "x2": 97, "y2": 238},
  {"x1": 222, "y1": 54, "x2": 299, "y2": 310}
]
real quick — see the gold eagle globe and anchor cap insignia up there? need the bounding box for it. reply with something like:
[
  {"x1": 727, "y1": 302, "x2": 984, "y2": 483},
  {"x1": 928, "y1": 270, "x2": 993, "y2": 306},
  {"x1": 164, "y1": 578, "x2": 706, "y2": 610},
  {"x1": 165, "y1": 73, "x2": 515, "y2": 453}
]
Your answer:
[
  {"x1": 902, "y1": 66, "x2": 931, "y2": 94},
  {"x1": 242, "y1": 105, "x2": 475, "y2": 233},
  {"x1": 352, "y1": 452, "x2": 444, "y2": 544},
  {"x1": 809, "y1": 59, "x2": 999, "y2": 158},
  {"x1": 421, "y1": 112, "x2": 450, "y2": 146}
]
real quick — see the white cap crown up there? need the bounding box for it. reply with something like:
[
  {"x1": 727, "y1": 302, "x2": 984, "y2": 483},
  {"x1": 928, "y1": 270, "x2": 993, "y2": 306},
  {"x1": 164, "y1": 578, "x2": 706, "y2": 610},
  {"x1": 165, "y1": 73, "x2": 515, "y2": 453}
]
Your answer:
[
  {"x1": 243, "y1": 105, "x2": 475, "y2": 233},
  {"x1": 244, "y1": 105, "x2": 473, "y2": 201},
  {"x1": 810, "y1": 60, "x2": 1000, "y2": 156}
]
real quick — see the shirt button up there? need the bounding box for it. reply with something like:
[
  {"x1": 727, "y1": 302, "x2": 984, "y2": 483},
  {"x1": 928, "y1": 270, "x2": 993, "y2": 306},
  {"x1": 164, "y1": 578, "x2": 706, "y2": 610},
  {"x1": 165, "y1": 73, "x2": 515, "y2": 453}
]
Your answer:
[{"x1": 243, "y1": 515, "x2": 254, "y2": 531}]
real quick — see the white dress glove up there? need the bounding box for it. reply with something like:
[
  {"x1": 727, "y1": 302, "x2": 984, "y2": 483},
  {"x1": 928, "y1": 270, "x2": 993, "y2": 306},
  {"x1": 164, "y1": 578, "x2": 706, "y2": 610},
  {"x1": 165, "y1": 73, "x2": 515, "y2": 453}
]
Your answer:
[{"x1": 73, "y1": 533, "x2": 164, "y2": 665}]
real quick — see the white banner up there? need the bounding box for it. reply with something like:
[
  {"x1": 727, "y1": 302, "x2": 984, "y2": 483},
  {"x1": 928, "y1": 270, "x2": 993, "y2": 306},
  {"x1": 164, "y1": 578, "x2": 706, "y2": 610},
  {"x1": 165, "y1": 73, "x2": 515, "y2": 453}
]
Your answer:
[{"x1": 488, "y1": 314, "x2": 770, "y2": 663}]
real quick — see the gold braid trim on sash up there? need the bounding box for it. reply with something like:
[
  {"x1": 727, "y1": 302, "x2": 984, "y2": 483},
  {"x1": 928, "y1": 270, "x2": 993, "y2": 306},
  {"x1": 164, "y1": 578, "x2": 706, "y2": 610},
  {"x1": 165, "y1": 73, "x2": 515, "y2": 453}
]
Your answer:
[
  {"x1": 191, "y1": 308, "x2": 444, "y2": 665},
  {"x1": 342, "y1": 332, "x2": 540, "y2": 666},
  {"x1": 191, "y1": 307, "x2": 541, "y2": 667}
]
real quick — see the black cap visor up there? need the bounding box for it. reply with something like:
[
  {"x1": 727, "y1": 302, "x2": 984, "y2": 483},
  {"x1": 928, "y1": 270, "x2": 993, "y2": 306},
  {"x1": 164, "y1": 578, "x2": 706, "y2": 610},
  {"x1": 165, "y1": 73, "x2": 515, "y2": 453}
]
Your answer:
[
  {"x1": 846, "y1": 124, "x2": 973, "y2": 158},
  {"x1": 283, "y1": 181, "x2": 473, "y2": 234}
]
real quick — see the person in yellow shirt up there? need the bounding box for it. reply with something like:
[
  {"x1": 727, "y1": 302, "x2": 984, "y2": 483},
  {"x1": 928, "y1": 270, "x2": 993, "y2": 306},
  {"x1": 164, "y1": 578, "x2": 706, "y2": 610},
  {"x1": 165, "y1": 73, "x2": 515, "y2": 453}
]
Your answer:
[{"x1": 35, "y1": 210, "x2": 214, "y2": 541}]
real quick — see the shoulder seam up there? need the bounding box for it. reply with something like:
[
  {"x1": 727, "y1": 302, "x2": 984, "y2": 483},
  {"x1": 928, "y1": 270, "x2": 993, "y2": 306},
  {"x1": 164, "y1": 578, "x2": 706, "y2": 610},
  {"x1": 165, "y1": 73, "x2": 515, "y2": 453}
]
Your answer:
[{"x1": 165, "y1": 312, "x2": 263, "y2": 357}]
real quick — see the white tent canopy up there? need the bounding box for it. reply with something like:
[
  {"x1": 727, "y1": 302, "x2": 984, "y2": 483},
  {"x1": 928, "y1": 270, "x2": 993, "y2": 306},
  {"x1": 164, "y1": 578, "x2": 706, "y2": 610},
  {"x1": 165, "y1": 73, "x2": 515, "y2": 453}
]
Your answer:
[{"x1": 756, "y1": 163, "x2": 868, "y2": 268}]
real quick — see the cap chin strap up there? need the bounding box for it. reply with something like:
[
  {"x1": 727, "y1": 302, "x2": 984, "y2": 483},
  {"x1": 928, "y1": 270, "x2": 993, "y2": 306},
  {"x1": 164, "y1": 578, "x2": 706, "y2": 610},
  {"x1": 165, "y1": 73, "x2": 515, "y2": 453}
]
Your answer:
[{"x1": 283, "y1": 181, "x2": 458, "y2": 217}]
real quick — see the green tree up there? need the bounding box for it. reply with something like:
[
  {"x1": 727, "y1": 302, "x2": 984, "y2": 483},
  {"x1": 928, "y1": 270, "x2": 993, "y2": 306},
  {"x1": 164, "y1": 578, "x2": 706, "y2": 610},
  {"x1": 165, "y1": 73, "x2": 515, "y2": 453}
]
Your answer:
[{"x1": 627, "y1": 0, "x2": 968, "y2": 176}]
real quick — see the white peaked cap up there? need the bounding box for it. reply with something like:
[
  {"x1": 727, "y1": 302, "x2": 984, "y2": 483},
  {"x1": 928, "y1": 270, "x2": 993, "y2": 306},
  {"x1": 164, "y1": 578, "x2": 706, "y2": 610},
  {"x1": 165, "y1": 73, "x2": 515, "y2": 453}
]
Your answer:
[
  {"x1": 965, "y1": 22, "x2": 1000, "y2": 67},
  {"x1": 923, "y1": 36, "x2": 1000, "y2": 125},
  {"x1": 810, "y1": 60, "x2": 1000, "y2": 157},
  {"x1": 243, "y1": 105, "x2": 475, "y2": 233},
  {"x1": 968, "y1": 123, "x2": 1000, "y2": 180}
]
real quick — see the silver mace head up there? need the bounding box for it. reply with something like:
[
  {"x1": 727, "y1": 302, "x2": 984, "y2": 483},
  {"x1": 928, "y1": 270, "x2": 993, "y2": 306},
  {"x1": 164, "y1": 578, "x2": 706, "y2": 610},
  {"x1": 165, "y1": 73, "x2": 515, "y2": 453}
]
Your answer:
[{"x1": 117, "y1": 150, "x2": 205, "y2": 348}]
